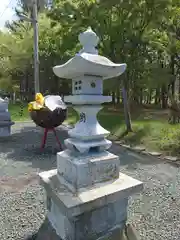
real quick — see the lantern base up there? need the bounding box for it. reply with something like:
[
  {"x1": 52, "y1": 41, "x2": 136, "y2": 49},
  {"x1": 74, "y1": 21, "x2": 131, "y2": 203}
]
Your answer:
[
  {"x1": 39, "y1": 169, "x2": 142, "y2": 240},
  {"x1": 57, "y1": 149, "x2": 120, "y2": 192}
]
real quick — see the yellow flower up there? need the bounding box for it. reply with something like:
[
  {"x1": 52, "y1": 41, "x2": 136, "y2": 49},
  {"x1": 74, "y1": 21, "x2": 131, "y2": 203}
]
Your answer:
[
  {"x1": 28, "y1": 101, "x2": 44, "y2": 112},
  {"x1": 35, "y1": 93, "x2": 44, "y2": 106},
  {"x1": 28, "y1": 102, "x2": 34, "y2": 112},
  {"x1": 28, "y1": 93, "x2": 45, "y2": 112},
  {"x1": 32, "y1": 102, "x2": 43, "y2": 110}
]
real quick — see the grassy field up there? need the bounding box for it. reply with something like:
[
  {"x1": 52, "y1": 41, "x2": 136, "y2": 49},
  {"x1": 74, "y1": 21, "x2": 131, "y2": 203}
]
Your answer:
[
  {"x1": 9, "y1": 103, "x2": 30, "y2": 122},
  {"x1": 99, "y1": 106, "x2": 180, "y2": 156},
  {"x1": 9, "y1": 103, "x2": 180, "y2": 156}
]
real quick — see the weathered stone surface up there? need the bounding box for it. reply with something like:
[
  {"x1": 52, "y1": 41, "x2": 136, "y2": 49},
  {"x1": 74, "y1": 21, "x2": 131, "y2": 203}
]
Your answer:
[
  {"x1": 47, "y1": 196, "x2": 127, "y2": 240},
  {"x1": 148, "y1": 151, "x2": 162, "y2": 156},
  {"x1": 39, "y1": 160, "x2": 143, "y2": 240},
  {"x1": 39, "y1": 27, "x2": 143, "y2": 240},
  {"x1": 141, "y1": 150, "x2": 150, "y2": 155},
  {"x1": 65, "y1": 137, "x2": 112, "y2": 154},
  {"x1": 164, "y1": 156, "x2": 178, "y2": 161},
  {"x1": 114, "y1": 141, "x2": 123, "y2": 144},
  {"x1": 57, "y1": 150, "x2": 120, "y2": 192},
  {"x1": 24, "y1": 219, "x2": 139, "y2": 240},
  {"x1": 39, "y1": 169, "x2": 142, "y2": 218},
  {"x1": 120, "y1": 144, "x2": 131, "y2": 149},
  {"x1": 131, "y1": 146, "x2": 145, "y2": 152},
  {"x1": 39, "y1": 169, "x2": 143, "y2": 240},
  {"x1": 25, "y1": 218, "x2": 126, "y2": 240}
]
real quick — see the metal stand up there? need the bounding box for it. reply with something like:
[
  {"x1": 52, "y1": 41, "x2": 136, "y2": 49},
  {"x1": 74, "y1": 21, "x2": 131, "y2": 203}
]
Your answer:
[{"x1": 40, "y1": 128, "x2": 62, "y2": 151}]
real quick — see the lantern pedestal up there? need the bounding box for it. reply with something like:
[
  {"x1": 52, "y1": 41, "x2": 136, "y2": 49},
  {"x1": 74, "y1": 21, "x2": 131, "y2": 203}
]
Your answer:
[{"x1": 40, "y1": 168, "x2": 142, "y2": 240}]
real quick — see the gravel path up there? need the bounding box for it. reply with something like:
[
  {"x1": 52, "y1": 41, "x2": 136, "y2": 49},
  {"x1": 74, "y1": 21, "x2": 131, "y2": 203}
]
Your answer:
[{"x1": 0, "y1": 122, "x2": 179, "y2": 240}]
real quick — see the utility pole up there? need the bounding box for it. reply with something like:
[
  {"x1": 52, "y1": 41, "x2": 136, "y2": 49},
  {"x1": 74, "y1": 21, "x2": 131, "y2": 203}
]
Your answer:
[
  {"x1": 20, "y1": 0, "x2": 50, "y2": 94},
  {"x1": 32, "y1": 0, "x2": 40, "y2": 94},
  {"x1": 20, "y1": 0, "x2": 40, "y2": 94}
]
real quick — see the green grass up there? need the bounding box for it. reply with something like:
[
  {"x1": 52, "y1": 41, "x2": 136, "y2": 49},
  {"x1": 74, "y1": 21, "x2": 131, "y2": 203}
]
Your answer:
[
  {"x1": 98, "y1": 106, "x2": 180, "y2": 156},
  {"x1": 9, "y1": 103, "x2": 180, "y2": 156},
  {"x1": 9, "y1": 103, "x2": 30, "y2": 122}
]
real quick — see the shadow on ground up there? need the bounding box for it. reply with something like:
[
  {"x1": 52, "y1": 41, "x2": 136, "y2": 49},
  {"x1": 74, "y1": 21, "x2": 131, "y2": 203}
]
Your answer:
[
  {"x1": 24, "y1": 217, "x2": 61, "y2": 240},
  {"x1": 0, "y1": 123, "x2": 68, "y2": 171},
  {"x1": 0, "y1": 122, "x2": 171, "y2": 173},
  {"x1": 110, "y1": 143, "x2": 173, "y2": 170}
]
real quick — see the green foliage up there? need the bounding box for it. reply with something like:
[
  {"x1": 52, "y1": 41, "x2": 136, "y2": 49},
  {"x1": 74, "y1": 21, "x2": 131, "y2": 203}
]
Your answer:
[
  {"x1": 105, "y1": 108, "x2": 180, "y2": 156},
  {"x1": 0, "y1": 25, "x2": 33, "y2": 78},
  {"x1": 157, "y1": 128, "x2": 180, "y2": 156},
  {"x1": 0, "y1": 0, "x2": 179, "y2": 95}
]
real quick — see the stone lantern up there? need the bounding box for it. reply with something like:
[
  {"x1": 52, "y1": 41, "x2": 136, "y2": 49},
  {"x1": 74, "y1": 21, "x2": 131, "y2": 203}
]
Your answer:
[{"x1": 39, "y1": 27, "x2": 143, "y2": 240}]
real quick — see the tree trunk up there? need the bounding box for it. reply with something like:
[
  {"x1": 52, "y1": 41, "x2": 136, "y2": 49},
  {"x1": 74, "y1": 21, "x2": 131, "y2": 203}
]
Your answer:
[
  {"x1": 122, "y1": 86, "x2": 133, "y2": 132},
  {"x1": 116, "y1": 88, "x2": 120, "y2": 105},
  {"x1": 148, "y1": 89, "x2": 153, "y2": 104},
  {"x1": 155, "y1": 88, "x2": 160, "y2": 105},
  {"x1": 170, "y1": 55, "x2": 175, "y2": 96},
  {"x1": 112, "y1": 91, "x2": 115, "y2": 105},
  {"x1": 161, "y1": 85, "x2": 168, "y2": 109},
  {"x1": 139, "y1": 88, "x2": 143, "y2": 104},
  {"x1": 179, "y1": 78, "x2": 180, "y2": 101}
]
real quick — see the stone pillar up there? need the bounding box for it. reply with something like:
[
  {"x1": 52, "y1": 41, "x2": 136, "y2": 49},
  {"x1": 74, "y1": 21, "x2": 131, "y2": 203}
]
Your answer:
[{"x1": 39, "y1": 27, "x2": 143, "y2": 240}]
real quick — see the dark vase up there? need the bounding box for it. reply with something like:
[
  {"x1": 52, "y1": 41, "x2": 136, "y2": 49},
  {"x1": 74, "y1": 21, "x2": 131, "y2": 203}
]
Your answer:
[{"x1": 30, "y1": 107, "x2": 67, "y2": 129}]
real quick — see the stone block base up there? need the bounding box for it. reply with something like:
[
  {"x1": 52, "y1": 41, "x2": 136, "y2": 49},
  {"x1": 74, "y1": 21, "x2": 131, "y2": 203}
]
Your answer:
[
  {"x1": 24, "y1": 218, "x2": 126, "y2": 240},
  {"x1": 48, "y1": 195, "x2": 127, "y2": 240},
  {"x1": 57, "y1": 150, "x2": 120, "y2": 192},
  {"x1": 39, "y1": 169, "x2": 143, "y2": 240}
]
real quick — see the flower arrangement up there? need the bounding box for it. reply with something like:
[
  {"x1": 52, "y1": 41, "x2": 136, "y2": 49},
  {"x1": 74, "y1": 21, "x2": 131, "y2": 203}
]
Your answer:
[{"x1": 28, "y1": 93, "x2": 45, "y2": 112}]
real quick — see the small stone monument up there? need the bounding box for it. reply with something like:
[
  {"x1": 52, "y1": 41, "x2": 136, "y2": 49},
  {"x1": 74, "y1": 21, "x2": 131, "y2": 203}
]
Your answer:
[
  {"x1": 0, "y1": 97, "x2": 14, "y2": 137},
  {"x1": 39, "y1": 27, "x2": 143, "y2": 240}
]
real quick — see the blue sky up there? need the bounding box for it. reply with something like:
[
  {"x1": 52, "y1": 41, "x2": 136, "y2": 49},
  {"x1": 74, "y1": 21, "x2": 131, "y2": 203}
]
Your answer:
[{"x1": 0, "y1": 0, "x2": 18, "y2": 30}]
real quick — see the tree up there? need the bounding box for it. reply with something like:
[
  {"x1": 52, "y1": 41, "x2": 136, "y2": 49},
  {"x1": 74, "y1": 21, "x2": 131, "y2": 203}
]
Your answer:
[{"x1": 0, "y1": 0, "x2": 180, "y2": 127}]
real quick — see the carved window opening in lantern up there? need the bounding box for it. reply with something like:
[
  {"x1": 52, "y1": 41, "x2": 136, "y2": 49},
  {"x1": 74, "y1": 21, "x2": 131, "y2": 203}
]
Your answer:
[
  {"x1": 72, "y1": 145, "x2": 101, "y2": 154},
  {"x1": 89, "y1": 146, "x2": 100, "y2": 153},
  {"x1": 74, "y1": 80, "x2": 82, "y2": 92},
  {"x1": 91, "y1": 82, "x2": 96, "y2": 88}
]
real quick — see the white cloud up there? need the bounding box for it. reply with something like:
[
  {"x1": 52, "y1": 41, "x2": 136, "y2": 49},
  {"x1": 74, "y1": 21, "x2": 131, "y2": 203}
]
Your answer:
[{"x1": 0, "y1": 0, "x2": 18, "y2": 30}]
